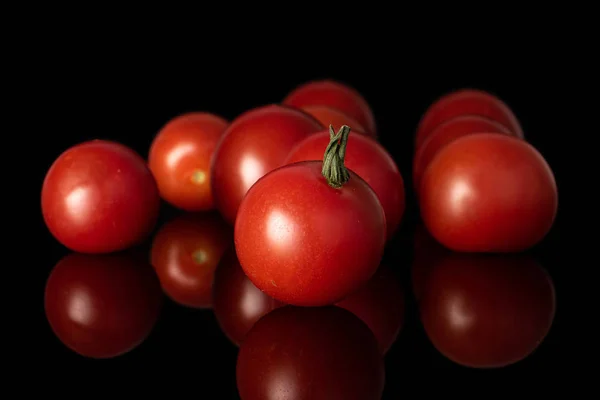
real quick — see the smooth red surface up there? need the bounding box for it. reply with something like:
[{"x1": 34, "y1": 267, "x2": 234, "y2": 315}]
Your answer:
[
  {"x1": 283, "y1": 79, "x2": 377, "y2": 135},
  {"x1": 299, "y1": 105, "x2": 372, "y2": 137},
  {"x1": 235, "y1": 161, "x2": 386, "y2": 306},
  {"x1": 336, "y1": 264, "x2": 405, "y2": 354},
  {"x1": 212, "y1": 247, "x2": 283, "y2": 346},
  {"x1": 211, "y1": 104, "x2": 323, "y2": 224},
  {"x1": 420, "y1": 252, "x2": 556, "y2": 368},
  {"x1": 236, "y1": 306, "x2": 384, "y2": 400},
  {"x1": 413, "y1": 115, "x2": 512, "y2": 193},
  {"x1": 41, "y1": 140, "x2": 160, "y2": 253},
  {"x1": 420, "y1": 133, "x2": 558, "y2": 252},
  {"x1": 44, "y1": 253, "x2": 163, "y2": 358},
  {"x1": 150, "y1": 212, "x2": 231, "y2": 308},
  {"x1": 285, "y1": 130, "x2": 404, "y2": 240},
  {"x1": 148, "y1": 112, "x2": 228, "y2": 211},
  {"x1": 415, "y1": 89, "x2": 523, "y2": 150}
]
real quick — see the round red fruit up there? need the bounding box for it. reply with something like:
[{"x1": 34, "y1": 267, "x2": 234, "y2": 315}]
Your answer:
[
  {"x1": 235, "y1": 126, "x2": 386, "y2": 306},
  {"x1": 210, "y1": 104, "x2": 322, "y2": 224},
  {"x1": 420, "y1": 133, "x2": 558, "y2": 252},
  {"x1": 286, "y1": 128, "x2": 404, "y2": 240},
  {"x1": 283, "y1": 79, "x2": 377, "y2": 135},
  {"x1": 148, "y1": 112, "x2": 228, "y2": 211},
  {"x1": 299, "y1": 104, "x2": 373, "y2": 137},
  {"x1": 41, "y1": 140, "x2": 160, "y2": 253}
]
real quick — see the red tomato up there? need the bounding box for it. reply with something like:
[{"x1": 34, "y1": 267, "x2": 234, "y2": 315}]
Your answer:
[
  {"x1": 420, "y1": 252, "x2": 556, "y2": 368},
  {"x1": 44, "y1": 252, "x2": 163, "y2": 358},
  {"x1": 335, "y1": 264, "x2": 405, "y2": 354},
  {"x1": 299, "y1": 104, "x2": 373, "y2": 137},
  {"x1": 283, "y1": 79, "x2": 377, "y2": 135},
  {"x1": 41, "y1": 140, "x2": 160, "y2": 253},
  {"x1": 235, "y1": 127, "x2": 386, "y2": 306},
  {"x1": 148, "y1": 112, "x2": 228, "y2": 211},
  {"x1": 285, "y1": 129, "x2": 405, "y2": 240},
  {"x1": 150, "y1": 212, "x2": 231, "y2": 308},
  {"x1": 210, "y1": 104, "x2": 323, "y2": 224},
  {"x1": 420, "y1": 133, "x2": 558, "y2": 252},
  {"x1": 415, "y1": 88, "x2": 523, "y2": 150},
  {"x1": 236, "y1": 306, "x2": 385, "y2": 400},
  {"x1": 212, "y1": 247, "x2": 283, "y2": 346},
  {"x1": 413, "y1": 115, "x2": 512, "y2": 193}
]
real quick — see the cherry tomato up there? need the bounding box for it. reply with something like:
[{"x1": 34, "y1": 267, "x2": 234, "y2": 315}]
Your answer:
[
  {"x1": 150, "y1": 212, "x2": 231, "y2": 308},
  {"x1": 299, "y1": 104, "x2": 373, "y2": 137},
  {"x1": 41, "y1": 140, "x2": 160, "y2": 253},
  {"x1": 235, "y1": 127, "x2": 386, "y2": 306},
  {"x1": 148, "y1": 112, "x2": 228, "y2": 211},
  {"x1": 336, "y1": 264, "x2": 405, "y2": 354},
  {"x1": 285, "y1": 129, "x2": 405, "y2": 240},
  {"x1": 236, "y1": 306, "x2": 385, "y2": 400},
  {"x1": 419, "y1": 252, "x2": 556, "y2": 368},
  {"x1": 283, "y1": 79, "x2": 377, "y2": 135},
  {"x1": 420, "y1": 133, "x2": 558, "y2": 252},
  {"x1": 413, "y1": 115, "x2": 512, "y2": 193},
  {"x1": 44, "y1": 252, "x2": 163, "y2": 358},
  {"x1": 210, "y1": 104, "x2": 323, "y2": 224},
  {"x1": 212, "y1": 246, "x2": 283, "y2": 346},
  {"x1": 415, "y1": 88, "x2": 523, "y2": 150}
]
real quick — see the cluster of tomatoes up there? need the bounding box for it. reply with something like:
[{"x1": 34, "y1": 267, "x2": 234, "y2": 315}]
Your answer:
[{"x1": 41, "y1": 79, "x2": 558, "y2": 398}]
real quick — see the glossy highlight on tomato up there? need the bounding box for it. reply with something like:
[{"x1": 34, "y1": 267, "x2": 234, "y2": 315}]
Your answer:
[
  {"x1": 212, "y1": 246, "x2": 283, "y2": 346},
  {"x1": 285, "y1": 129, "x2": 405, "y2": 240},
  {"x1": 235, "y1": 129, "x2": 386, "y2": 306},
  {"x1": 299, "y1": 104, "x2": 372, "y2": 137},
  {"x1": 415, "y1": 88, "x2": 523, "y2": 150},
  {"x1": 419, "y1": 252, "x2": 556, "y2": 368},
  {"x1": 44, "y1": 252, "x2": 163, "y2": 358},
  {"x1": 236, "y1": 306, "x2": 385, "y2": 400},
  {"x1": 210, "y1": 104, "x2": 323, "y2": 224},
  {"x1": 283, "y1": 79, "x2": 377, "y2": 135},
  {"x1": 420, "y1": 133, "x2": 558, "y2": 252},
  {"x1": 41, "y1": 140, "x2": 161, "y2": 253},
  {"x1": 148, "y1": 112, "x2": 228, "y2": 211},
  {"x1": 150, "y1": 212, "x2": 231, "y2": 308}
]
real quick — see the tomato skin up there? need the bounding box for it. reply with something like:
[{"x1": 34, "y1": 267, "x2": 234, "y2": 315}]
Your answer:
[
  {"x1": 44, "y1": 252, "x2": 163, "y2": 358},
  {"x1": 419, "y1": 252, "x2": 555, "y2": 368},
  {"x1": 285, "y1": 130, "x2": 404, "y2": 240},
  {"x1": 415, "y1": 89, "x2": 523, "y2": 150},
  {"x1": 335, "y1": 264, "x2": 405, "y2": 354},
  {"x1": 235, "y1": 161, "x2": 386, "y2": 306},
  {"x1": 299, "y1": 104, "x2": 373, "y2": 137},
  {"x1": 236, "y1": 306, "x2": 385, "y2": 400},
  {"x1": 420, "y1": 133, "x2": 558, "y2": 252},
  {"x1": 283, "y1": 79, "x2": 377, "y2": 135},
  {"x1": 210, "y1": 104, "x2": 323, "y2": 224},
  {"x1": 148, "y1": 112, "x2": 228, "y2": 211},
  {"x1": 41, "y1": 140, "x2": 160, "y2": 254},
  {"x1": 413, "y1": 115, "x2": 512, "y2": 193},
  {"x1": 150, "y1": 212, "x2": 231, "y2": 308},
  {"x1": 212, "y1": 247, "x2": 283, "y2": 346}
]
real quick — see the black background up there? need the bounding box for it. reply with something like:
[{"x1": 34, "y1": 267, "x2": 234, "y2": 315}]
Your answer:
[{"x1": 32, "y1": 49, "x2": 568, "y2": 396}]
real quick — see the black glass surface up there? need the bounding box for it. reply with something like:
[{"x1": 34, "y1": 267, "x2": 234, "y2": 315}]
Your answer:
[{"x1": 35, "y1": 65, "x2": 565, "y2": 397}]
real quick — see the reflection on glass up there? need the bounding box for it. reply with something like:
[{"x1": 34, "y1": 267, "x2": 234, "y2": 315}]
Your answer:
[
  {"x1": 150, "y1": 212, "x2": 231, "y2": 308},
  {"x1": 236, "y1": 306, "x2": 385, "y2": 400},
  {"x1": 416, "y1": 248, "x2": 556, "y2": 368},
  {"x1": 212, "y1": 246, "x2": 283, "y2": 346},
  {"x1": 44, "y1": 252, "x2": 163, "y2": 359}
]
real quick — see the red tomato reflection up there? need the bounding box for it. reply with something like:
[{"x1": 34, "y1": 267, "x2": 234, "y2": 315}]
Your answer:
[
  {"x1": 212, "y1": 246, "x2": 283, "y2": 346},
  {"x1": 236, "y1": 306, "x2": 385, "y2": 400},
  {"x1": 419, "y1": 252, "x2": 556, "y2": 368},
  {"x1": 44, "y1": 252, "x2": 163, "y2": 359},
  {"x1": 411, "y1": 224, "x2": 450, "y2": 302},
  {"x1": 150, "y1": 212, "x2": 231, "y2": 308},
  {"x1": 336, "y1": 264, "x2": 405, "y2": 354}
]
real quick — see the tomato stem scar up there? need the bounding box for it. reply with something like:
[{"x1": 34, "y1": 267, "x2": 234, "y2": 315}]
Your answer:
[{"x1": 322, "y1": 124, "x2": 351, "y2": 188}]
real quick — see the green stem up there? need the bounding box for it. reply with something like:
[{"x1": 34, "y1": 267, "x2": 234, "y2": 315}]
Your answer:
[{"x1": 322, "y1": 124, "x2": 351, "y2": 188}]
